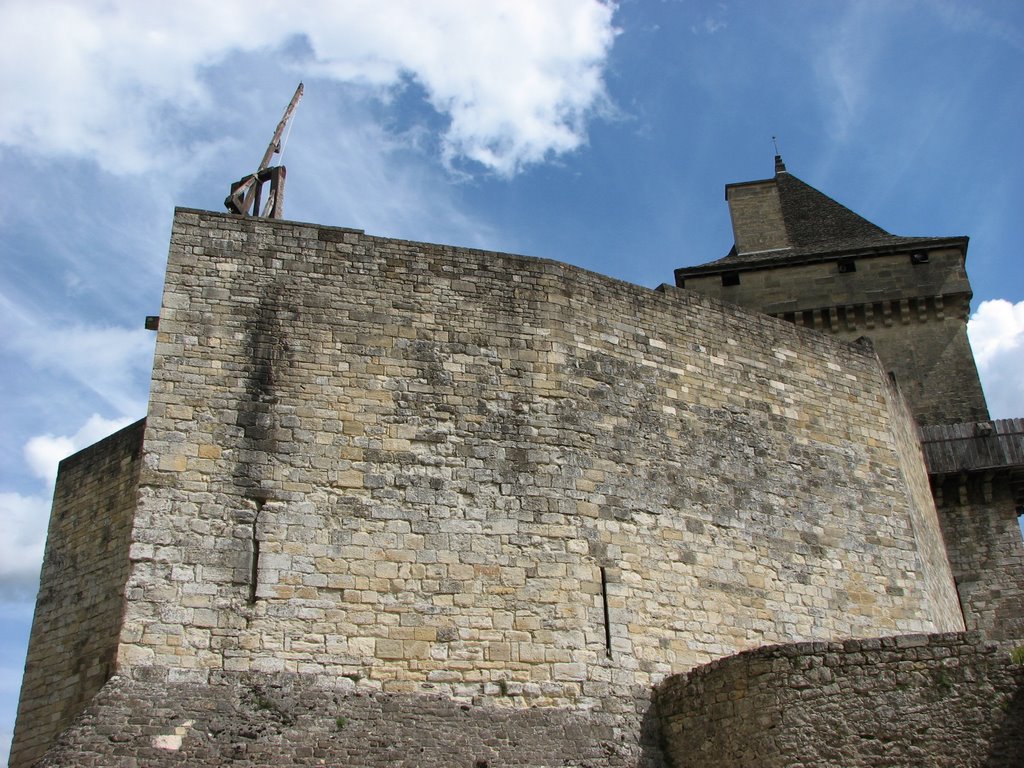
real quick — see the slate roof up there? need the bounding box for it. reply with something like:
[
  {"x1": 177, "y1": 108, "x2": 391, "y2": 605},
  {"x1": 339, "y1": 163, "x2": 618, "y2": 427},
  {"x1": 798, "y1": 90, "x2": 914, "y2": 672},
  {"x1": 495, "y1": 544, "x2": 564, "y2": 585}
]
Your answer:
[{"x1": 676, "y1": 161, "x2": 967, "y2": 279}]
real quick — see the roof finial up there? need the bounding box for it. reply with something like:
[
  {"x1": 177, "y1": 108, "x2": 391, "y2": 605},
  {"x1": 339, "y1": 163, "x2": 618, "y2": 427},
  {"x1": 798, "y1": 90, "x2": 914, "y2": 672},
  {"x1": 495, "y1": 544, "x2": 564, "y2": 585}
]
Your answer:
[{"x1": 772, "y1": 137, "x2": 786, "y2": 174}]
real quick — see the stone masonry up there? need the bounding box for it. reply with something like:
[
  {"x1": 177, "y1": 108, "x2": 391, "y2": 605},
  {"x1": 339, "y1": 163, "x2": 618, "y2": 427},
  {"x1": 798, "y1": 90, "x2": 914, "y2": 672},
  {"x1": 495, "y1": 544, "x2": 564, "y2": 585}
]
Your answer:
[
  {"x1": 675, "y1": 157, "x2": 988, "y2": 427},
  {"x1": 657, "y1": 632, "x2": 1024, "y2": 767},
  {"x1": 35, "y1": 673, "x2": 661, "y2": 767},
  {"x1": 676, "y1": 158, "x2": 1024, "y2": 651}
]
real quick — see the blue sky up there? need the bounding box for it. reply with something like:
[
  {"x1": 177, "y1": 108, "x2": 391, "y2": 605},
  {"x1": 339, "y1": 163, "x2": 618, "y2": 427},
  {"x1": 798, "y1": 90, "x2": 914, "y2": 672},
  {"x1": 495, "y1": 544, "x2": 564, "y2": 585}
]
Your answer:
[{"x1": 2, "y1": 0, "x2": 1023, "y2": 757}]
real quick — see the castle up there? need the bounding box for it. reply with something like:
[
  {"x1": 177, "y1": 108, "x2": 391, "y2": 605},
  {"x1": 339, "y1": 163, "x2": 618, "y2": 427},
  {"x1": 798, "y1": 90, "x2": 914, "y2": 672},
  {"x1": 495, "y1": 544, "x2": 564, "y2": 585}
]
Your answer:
[{"x1": 11, "y1": 159, "x2": 1024, "y2": 767}]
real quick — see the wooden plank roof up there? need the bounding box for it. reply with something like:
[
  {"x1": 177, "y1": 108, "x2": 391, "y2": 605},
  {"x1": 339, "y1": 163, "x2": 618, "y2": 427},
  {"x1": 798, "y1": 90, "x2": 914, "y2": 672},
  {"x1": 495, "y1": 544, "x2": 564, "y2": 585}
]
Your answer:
[{"x1": 918, "y1": 418, "x2": 1024, "y2": 475}]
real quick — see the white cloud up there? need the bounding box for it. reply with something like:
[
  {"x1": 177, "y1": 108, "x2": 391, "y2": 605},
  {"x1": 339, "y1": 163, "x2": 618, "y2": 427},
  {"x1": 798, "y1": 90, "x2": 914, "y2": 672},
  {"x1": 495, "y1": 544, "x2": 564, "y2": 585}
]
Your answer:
[
  {"x1": 287, "y1": 93, "x2": 502, "y2": 248},
  {"x1": 968, "y1": 299, "x2": 1024, "y2": 419},
  {"x1": 0, "y1": 493, "x2": 50, "y2": 600},
  {"x1": 25, "y1": 415, "x2": 135, "y2": 488},
  {"x1": 0, "y1": 0, "x2": 617, "y2": 177}
]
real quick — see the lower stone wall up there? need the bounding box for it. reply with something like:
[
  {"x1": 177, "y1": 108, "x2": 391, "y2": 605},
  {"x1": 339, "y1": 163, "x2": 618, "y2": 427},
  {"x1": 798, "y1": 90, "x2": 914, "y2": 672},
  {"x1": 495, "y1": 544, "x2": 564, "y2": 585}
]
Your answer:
[
  {"x1": 657, "y1": 632, "x2": 1024, "y2": 768},
  {"x1": 35, "y1": 672, "x2": 665, "y2": 767}
]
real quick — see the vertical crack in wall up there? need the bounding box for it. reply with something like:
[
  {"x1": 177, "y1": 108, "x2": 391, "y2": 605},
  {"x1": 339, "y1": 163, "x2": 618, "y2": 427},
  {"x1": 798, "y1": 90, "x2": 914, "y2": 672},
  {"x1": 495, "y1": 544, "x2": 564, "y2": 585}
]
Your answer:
[
  {"x1": 248, "y1": 499, "x2": 264, "y2": 604},
  {"x1": 600, "y1": 566, "x2": 613, "y2": 658}
]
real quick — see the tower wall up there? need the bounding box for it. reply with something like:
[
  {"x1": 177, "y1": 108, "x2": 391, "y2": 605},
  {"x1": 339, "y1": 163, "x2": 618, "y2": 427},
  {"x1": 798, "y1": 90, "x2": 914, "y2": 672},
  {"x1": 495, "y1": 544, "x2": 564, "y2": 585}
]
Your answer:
[
  {"x1": 113, "y1": 210, "x2": 962, "y2": 714},
  {"x1": 679, "y1": 246, "x2": 988, "y2": 425},
  {"x1": 10, "y1": 420, "x2": 144, "y2": 768}
]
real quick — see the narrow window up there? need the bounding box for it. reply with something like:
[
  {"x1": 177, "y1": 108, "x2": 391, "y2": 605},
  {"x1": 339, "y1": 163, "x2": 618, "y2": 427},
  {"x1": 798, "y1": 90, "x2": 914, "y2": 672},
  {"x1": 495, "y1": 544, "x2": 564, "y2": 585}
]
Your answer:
[{"x1": 600, "y1": 566, "x2": 612, "y2": 658}]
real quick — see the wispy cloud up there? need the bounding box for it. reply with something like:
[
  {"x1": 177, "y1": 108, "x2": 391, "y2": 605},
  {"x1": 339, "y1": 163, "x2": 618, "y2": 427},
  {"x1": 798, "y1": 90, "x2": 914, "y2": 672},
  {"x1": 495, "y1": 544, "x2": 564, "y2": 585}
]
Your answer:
[
  {"x1": 691, "y1": 4, "x2": 728, "y2": 36},
  {"x1": 931, "y1": 0, "x2": 1024, "y2": 52},
  {"x1": 282, "y1": 91, "x2": 502, "y2": 248},
  {"x1": 811, "y1": 4, "x2": 889, "y2": 143},
  {"x1": 0, "y1": 0, "x2": 617, "y2": 177},
  {"x1": 2, "y1": 297, "x2": 153, "y2": 417}
]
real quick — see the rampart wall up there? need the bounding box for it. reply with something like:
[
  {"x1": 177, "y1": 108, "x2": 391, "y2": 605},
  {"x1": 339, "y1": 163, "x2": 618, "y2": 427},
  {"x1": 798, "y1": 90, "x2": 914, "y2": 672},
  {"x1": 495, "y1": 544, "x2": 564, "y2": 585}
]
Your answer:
[
  {"x1": 657, "y1": 632, "x2": 1024, "y2": 767},
  {"x1": 113, "y1": 209, "x2": 962, "y2": 718},
  {"x1": 10, "y1": 420, "x2": 145, "y2": 768},
  {"x1": 881, "y1": 362, "x2": 965, "y2": 624}
]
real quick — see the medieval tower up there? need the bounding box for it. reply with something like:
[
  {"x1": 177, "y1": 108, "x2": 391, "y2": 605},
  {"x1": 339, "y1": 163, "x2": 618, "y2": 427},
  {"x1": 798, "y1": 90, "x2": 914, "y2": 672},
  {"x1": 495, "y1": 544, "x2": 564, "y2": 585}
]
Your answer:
[{"x1": 10, "y1": 159, "x2": 1024, "y2": 767}]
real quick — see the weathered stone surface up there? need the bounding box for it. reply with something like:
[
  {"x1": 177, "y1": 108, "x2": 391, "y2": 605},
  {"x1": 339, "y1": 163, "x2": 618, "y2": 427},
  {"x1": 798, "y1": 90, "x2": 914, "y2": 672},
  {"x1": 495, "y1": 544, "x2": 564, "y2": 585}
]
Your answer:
[
  {"x1": 677, "y1": 165, "x2": 987, "y2": 427},
  {"x1": 934, "y1": 476, "x2": 1024, "y2": 643},
  {"x1": 680, "y1": 247, "x2": 987, "y2": 427}
]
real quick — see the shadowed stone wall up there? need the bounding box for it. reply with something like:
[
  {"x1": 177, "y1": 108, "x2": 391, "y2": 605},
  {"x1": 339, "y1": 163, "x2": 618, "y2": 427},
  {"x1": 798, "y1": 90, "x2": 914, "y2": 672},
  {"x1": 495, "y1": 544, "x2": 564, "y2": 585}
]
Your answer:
[
  {"x1": 10, "y1": 420, "x2": 145, "y2": 768},
  {"x1": 657, "y1": 632, "x2": 1024, "y2": 768},
  {"x1": 34, "y1": 672, "x2": 663, "y2": 767}
]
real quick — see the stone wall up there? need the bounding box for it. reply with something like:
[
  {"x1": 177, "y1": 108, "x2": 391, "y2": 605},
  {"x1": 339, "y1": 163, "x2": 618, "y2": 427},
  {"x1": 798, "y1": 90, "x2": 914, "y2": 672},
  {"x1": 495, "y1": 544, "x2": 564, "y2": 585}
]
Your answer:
[
  {"x1": 9, "y1": 420, "x2": 145, "y2": 768},
  {"x1": 657, "y1": 632, "x2": 1024, "y2": 768},
  {"x1": 845, "y1": 313, "x2": 988, "y2": 427},
  {"x1": 34, "y1": 672, "x2": 663, "y2": 767},
  {"x1": 678, "y1": 247, "x2": 969, "y2": 313},
  {"x1": 115, "y1": 209, "x2": 962, "y2": 713}
]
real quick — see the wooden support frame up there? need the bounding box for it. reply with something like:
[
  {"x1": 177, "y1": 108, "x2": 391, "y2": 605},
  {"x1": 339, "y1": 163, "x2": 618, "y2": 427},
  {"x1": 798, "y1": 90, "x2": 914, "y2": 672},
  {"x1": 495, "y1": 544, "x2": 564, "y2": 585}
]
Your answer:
[
  {"x1": 224, "y1": 83, "x2": 302, "y2": 219},
  {"x1": 227, "y1": 166, "x2": 287, "y2": 219}
]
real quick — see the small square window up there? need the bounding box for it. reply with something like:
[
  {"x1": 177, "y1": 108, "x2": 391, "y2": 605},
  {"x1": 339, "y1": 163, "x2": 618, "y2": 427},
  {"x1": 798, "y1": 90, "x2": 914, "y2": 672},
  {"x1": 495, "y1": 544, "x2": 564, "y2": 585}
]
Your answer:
[
  {"x1": 838, "y1": 260, "x2": 856, "y2": 274},
  {"x1": 721, "y1": 272, "x2": 740, "y2": 286}
]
